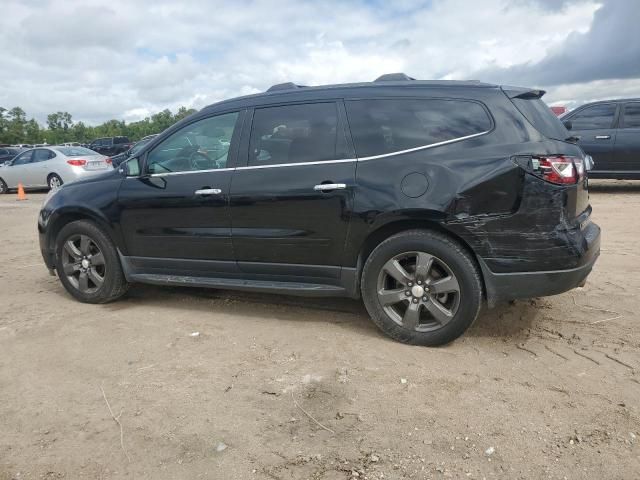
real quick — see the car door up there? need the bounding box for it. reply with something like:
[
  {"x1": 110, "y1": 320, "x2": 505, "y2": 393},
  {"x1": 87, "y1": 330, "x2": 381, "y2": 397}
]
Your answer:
[
  {"x1": 3, "y1": 150, "x2": 36, "y2": 187},
  {"x1": 613, "y1": 102, "x2": 640, "y2": 172},
  {"x1": 565, "y1": 103, "x2": 618, "y2": 172},
  {"x1": 117, "y1": 110, "x2": 244, "y2": 273},
  {"x1": 31, "y1": 148, "x2": 56, "y2": 186},
  {"x1": 229, "y1": 101, "x2": 356, "y2": 278}
]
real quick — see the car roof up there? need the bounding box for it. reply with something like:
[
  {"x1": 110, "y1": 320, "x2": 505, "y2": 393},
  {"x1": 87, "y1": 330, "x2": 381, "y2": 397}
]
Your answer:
[
  {"x1": 200, "y1": 74, "x2": 502, "y2": 113},
  {"x1": 578, "y1": 98, "x2": 640, "y2": 107}
]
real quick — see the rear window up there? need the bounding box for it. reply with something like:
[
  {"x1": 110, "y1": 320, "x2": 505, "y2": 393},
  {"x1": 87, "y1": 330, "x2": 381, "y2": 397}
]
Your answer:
[
  {"x1": 114, "y1": 137, "x2": 130, "y2": 144},
  {"x1": 57, "y1": 147, "x2": 98, "y2": 156},
  {"x1": 510, "y1": 97, "x2": 569, "y2": 140},
  {"x1": 345, "y1": 98, "x2": 492, "y2": 158}
]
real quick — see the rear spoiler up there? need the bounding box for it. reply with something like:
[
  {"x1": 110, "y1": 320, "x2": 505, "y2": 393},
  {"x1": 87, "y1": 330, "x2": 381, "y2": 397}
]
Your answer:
[{"x1": 501, "y1": 86, "x2": 546, "y2": 99}]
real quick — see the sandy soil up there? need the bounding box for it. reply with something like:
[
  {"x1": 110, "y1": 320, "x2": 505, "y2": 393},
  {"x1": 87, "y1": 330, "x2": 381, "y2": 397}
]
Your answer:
[{"x1": 0, "y1": 181, "x2": 639, "y2": 480}]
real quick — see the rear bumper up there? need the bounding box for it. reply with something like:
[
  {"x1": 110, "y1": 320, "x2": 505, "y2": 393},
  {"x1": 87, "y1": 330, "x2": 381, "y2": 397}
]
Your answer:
[{"x1": 480, "y1": 221, "x2": 601, "y2": 305}]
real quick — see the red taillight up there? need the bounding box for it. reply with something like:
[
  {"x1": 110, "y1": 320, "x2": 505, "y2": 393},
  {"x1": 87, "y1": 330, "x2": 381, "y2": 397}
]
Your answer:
[
  {"x1": 531, "y1": 155, "x2": 584, "y2": 185},
  {"x1": 67, "y1": 159, "x2": 87, "y2": 166},
  {"x1": 105, "y1": 157, "x2": 112, "y2": 165}
]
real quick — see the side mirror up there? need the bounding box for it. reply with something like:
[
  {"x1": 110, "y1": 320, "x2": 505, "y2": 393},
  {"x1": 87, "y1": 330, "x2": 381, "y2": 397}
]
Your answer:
[
  {"x1": 563, "y1": 120, "x2": 572, "y2": 130},
  {"x1": 121, "y1": 157, "x2": 141, "y2": 177}
]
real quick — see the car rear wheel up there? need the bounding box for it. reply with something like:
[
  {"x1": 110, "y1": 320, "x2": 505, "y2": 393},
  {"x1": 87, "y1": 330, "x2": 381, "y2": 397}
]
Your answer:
[
  {"x1": 54, "y1": 220, "x2": 128, "y2": 303},
  {"x1": 361, "y1": 229, "x2": 482, "y2": 346},
  {"x1": 48, "y1": 174, "x2": 63, "y2": 190},
  {"x1": 0, "y1": 178, "x2": 8, "y2": 194}
]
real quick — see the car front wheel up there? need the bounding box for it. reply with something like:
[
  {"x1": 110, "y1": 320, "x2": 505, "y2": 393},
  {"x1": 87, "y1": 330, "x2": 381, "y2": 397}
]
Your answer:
[
  {"x1": 361, "y1": 229, "x2": 482, "y2": 346},
  {"x1": 54, "y1": 220, "x2": 128, "y2": 303}
]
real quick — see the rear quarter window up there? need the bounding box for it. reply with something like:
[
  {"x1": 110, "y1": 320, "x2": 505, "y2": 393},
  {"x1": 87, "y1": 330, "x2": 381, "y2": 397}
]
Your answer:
[
  {"x1": 345, "y1": 98, "x2": 492, "y2": 158},
  {"x1": 510, "y1": 97, "x2": 569, "y2": 140}
]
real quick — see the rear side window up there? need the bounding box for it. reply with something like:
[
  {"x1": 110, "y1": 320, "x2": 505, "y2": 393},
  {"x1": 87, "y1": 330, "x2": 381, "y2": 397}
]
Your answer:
[
  {"x1": 32, "y1": 149, "x2": 54, "y2": 162},
  {"x1": 345, "y1": 99, "x2": 491, "y2": 158},
  {"x1": 249, "y1": 102, "x2": 340, "y2": 166},
  {"x1": 569, "y1": 104, "x2": 616, "y2": 130},
  {"x1": 510, "y1": 97, "x2": 569, "y2": 140},
  {"x1": 622, "y1": 103, "x2": 640, "y2": 128}
]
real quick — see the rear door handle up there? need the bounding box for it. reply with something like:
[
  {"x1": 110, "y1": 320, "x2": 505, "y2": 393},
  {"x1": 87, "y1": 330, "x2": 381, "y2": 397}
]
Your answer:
[
  {"x1": 313, "y1": 183, "x2": 346, "y2": 191},
  {"x1": 195, "y1": 188, "x2": 222, "y2": 195},
  {"x1": 595, "y1": 135, "x2": 611, "y2": 139}
]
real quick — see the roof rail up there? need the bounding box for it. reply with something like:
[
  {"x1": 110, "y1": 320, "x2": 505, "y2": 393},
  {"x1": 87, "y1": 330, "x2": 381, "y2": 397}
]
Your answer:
[
  {"x1": 267, "y1": 82, "x2": 304, "y2": 92},
  {"x1": 374, "y1": 73, "x2": 416, "y2": 82}
]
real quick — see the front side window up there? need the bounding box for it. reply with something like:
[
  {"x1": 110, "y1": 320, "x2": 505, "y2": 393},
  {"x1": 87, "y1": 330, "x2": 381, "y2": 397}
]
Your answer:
[
  {"x1": 12, "y1": 150, "x2": 33, "y2": 165},
  {"x1": 345, "y1": 98, "x2": 492, "y2": 158},
  {"x1": 570, "y1": 104, "x2": 616, "y2": 130},
  {"x1": 623, "y1": 103, "x2": 640, "y2": 129},
  {"x1": 147, "y1": 112, "x2": 240, "y2": 174},
  {"x1": 249, "y1": 102, "x2": 339, "y2": 166}
]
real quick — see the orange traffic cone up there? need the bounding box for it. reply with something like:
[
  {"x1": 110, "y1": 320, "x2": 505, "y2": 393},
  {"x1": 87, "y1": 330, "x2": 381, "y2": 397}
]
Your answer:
[{"x1": 16, "y1": 183, "x2": 27, "y2": 201}]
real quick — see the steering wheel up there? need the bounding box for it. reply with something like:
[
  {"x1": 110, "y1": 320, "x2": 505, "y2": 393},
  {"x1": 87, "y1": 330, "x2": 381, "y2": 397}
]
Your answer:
[{"x1": 189, "y1": 150, "x2": 212, "y2": 171}]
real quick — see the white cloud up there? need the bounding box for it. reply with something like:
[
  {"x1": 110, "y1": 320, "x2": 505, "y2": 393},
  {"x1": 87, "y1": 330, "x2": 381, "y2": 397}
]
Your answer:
[{"x1": 0, "y1": 0, "x2": 636, "y2": 125}]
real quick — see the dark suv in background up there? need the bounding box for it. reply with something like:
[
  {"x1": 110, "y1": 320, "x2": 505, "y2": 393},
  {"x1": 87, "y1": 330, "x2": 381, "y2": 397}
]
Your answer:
[
  {"x1": 38, "y1": 74, "x2": 600, "y2": 346},
  {"x1": 88, "y1": 136, "x2": 132, "y2": 157},
  {"x1": 562, "y1": 99, "x2": 640, "y2": 179}
]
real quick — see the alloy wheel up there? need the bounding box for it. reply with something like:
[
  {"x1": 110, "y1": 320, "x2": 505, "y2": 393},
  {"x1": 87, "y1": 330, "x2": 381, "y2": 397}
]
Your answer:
[
  {"x1": 60, "y1": 234, "x2": 106, "y2": 293},
  {"x1": 376, "y1": 251, "x2": 461, "y2": 332},
  {"x1": 49, "y1": 176, "x2": 61, "y2": 189}
]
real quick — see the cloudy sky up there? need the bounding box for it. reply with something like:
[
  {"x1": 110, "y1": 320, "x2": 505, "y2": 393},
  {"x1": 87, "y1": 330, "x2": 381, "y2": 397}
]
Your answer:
[{"x1": 1, "y1": 0, "x2": 638, "y2": 125}]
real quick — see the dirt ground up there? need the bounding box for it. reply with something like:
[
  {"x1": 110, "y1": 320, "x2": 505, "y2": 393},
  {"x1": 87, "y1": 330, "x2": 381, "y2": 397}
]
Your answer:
[{"x1": 0, "y1": 181, "x2": 638, "y2": 480}]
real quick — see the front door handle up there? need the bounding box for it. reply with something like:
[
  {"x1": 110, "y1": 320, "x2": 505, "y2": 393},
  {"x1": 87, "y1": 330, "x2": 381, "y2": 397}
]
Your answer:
[
  {"x1": 595, "y1": 135, "x2": 611, "y2": 140},
  {"x1": 313, "y1": 183, "x2": 346, "y2": 191},
  {"x1": 195, "y1": 188, "x2": 222, "y2": 195}
]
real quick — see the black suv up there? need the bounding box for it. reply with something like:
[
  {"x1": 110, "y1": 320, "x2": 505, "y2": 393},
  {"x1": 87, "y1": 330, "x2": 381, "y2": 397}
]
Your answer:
[
  {"x1": 561, "y1": 99, "x2": 640, "y2": 179},
  {"x1": 88, "y1": 136, "x2": 132, "y2": 157},
  {"x1": 38, "y1": 74, "x2": 600, "y2": 346}
]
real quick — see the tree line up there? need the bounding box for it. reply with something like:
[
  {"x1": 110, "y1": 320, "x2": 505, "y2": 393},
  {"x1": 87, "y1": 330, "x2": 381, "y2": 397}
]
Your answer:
[{"x1": 0, "y1": 106, "x2": 198, "y2": 145}]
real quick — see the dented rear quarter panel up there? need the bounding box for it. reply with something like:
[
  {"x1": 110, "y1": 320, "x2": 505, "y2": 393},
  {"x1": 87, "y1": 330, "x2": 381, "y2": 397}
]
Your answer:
[{"x1": 345, "y1": 89, "x2": 593, "y2": 275}]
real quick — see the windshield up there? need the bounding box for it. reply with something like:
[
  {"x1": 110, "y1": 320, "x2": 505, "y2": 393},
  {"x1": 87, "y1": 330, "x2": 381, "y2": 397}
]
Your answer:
[
  {"x1": 56, "y1": 146, "x2": 99, "y2": 156},
  {"x1": 130, "y1": 138, "x2": 151, "y2": 155},
  {"x1": 510, "y1": 97, "x2": 570, "y2": 141}
]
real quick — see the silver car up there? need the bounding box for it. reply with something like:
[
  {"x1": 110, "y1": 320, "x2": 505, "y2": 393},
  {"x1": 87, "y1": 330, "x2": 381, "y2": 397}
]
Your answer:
[{"x1": 0, "y1": 146, "x2": 113, "y2": 193}]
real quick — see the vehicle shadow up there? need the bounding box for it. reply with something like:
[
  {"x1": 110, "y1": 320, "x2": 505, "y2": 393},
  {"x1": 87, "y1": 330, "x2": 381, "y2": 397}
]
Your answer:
[
  {"x1": 588, "y1": 179, "x2": 640, "y2": 193},
  {"x1": 106, "y1": 284, "x2": 541, "y2": 343},
  {"x1": 115, "y1": 284, "x2": 382, "y2": 339},
  {"x1": 466, "y1": 299, "x2": 542, "y2": 341}
]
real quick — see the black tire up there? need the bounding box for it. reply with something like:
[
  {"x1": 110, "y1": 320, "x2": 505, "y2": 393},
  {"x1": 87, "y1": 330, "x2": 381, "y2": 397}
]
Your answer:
[
  {"x1": 0, "y1": 178, "x2": 8, "y2": 194},
  {"x1": 48, "y1": 174, "x2": 63, "y2": 190},
  {"x1": 54, "y1": 220, "x2": 128, "y2": 303},
  {"x1": 361, "y1": 229, "x2": 482, "y2": 346}
]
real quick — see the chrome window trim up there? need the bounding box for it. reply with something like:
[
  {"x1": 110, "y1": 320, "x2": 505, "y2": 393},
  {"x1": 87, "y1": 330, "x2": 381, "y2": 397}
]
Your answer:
[
  {"x1": 237, "y1": 158, "x2": 356, "y2": 170},
  {"x1": 145, "y1": 159, "x2": 357, "y2": 176},
  {"x1": 356, "y1": 130, "x2": 490, "y2": 161},
  {"x1": 149, "y1": 167, "x2": 235, "y2": 177}
]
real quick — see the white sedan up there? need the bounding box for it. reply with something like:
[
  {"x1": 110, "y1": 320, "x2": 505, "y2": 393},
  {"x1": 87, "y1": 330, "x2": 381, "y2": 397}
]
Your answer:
[{"x1": 0, "y1": 146, "x2": 113, "y2": 193}]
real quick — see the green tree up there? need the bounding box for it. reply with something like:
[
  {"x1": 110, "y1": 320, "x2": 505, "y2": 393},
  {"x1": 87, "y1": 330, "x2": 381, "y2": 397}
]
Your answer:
[
  {"x1": 0, "y1": 105, "x2": 198, "y2": 145},
  {"x1": 4, "y1": 107, "x2": 28, "y2": 144}
]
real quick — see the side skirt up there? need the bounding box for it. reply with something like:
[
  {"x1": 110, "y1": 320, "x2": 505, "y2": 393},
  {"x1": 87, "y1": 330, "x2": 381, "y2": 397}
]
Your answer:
[{"x1": 119, "y1": 254, "x2": 360, "y2": 298}]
